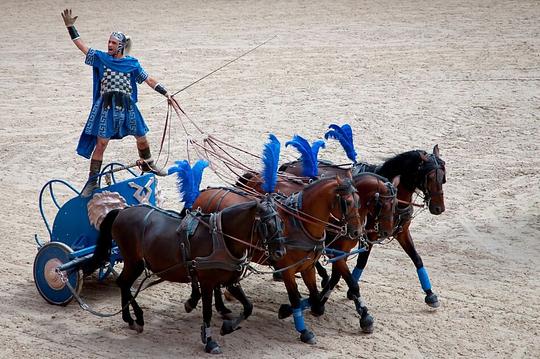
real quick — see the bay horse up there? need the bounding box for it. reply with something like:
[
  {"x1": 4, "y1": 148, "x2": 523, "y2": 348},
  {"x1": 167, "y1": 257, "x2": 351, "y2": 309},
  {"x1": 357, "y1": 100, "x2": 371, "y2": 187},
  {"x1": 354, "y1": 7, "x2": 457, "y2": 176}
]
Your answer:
[
  {"x1": 192, "y1": 175, "x2": 362, "y2": 344},
  {"x1": 84, "y1": 196, "x2": 285, "y2": 354},
  {"x1": 280, "y1": 145, "x2": 446, "y2": 308},
  {"x1": 238, "y1": 170, "x2": 399, "y2": 333}
]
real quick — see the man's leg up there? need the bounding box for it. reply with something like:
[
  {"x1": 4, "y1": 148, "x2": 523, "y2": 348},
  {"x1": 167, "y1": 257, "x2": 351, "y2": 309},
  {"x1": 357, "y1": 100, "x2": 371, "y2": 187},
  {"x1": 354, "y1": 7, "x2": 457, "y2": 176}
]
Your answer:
[
  {"x1": 81, "y1": 137, "x2": 109, "y2": 197},
  {"x1": 135, "y1": 136, "x2": 167, "y2": 176}
]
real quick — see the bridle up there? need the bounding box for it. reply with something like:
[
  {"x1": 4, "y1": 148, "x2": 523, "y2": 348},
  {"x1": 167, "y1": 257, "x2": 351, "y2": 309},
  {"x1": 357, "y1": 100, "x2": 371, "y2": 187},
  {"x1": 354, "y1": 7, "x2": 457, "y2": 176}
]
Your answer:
[
  {"x1": 254, "y1": 195, "x2": 286, "y2": 260},
  {"x1": 281, "y1": 178, "x2": 360, "y2": 241},
  {"x1": 365, "y1": 179, "x2": 398, "y2": 237},
  {"x1": 417, "y1": 153, "x2": 446, "y2": 205},
  {"x1": 330, "y1": 179, "x2": 361, "y2": 239}
]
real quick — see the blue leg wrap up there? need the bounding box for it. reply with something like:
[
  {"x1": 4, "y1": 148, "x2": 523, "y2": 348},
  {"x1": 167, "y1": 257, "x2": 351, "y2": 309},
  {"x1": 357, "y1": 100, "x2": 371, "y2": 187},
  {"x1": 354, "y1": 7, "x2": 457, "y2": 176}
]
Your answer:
[
  {"x1": 417, "y1": 267, "x2": 432, "y2": 291},
  {"x1": 351, "y1": 267, "x2": 364, "y2": 283},
  {"x1": 293, "y1": 307, "x2": 306, "y2": 332}
]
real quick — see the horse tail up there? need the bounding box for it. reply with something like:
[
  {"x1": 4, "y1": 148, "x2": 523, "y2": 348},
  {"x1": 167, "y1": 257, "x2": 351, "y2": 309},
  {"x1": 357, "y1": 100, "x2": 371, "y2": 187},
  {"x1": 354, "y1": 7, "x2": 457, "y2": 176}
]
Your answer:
[{"x1": 82, "y1": 209, "x2": 121, "y2": 276}]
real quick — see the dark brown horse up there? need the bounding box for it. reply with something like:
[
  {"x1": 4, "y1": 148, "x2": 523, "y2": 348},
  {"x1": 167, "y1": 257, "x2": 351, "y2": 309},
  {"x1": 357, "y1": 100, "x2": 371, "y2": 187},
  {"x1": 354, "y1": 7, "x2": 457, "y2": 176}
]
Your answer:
[
  {"x1": 281, "y1": 145, "x2": 447, "y2": 308},
  {"x1": 238, "y1": 170, "x2": 399, "y2": 333},
  {"x1": 85, "y1": 197, "x2": 285, "y2": 354},
  {"x1": 192, "y1": 175, "x2": 362, "y2": 344}
]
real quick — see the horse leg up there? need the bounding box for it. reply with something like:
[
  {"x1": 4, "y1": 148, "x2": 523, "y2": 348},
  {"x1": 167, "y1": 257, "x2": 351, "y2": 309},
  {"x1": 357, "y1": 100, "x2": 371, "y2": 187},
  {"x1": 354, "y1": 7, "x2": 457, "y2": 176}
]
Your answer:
[
  {"x1": 301, "y1": 267, "x2": 324, "y2": 317},
  {"x1": 351, "y1": 246, "x2": 372, "y2": 285},
  {"x1": 280, "y1": 270, "x2": 316, "y2": 344},
  {"x1": 315, "y1": 260, "x2": 330, "y2": 289},
  {"x1": 213, "y1": 287, "x2": 233, "y2": 320},
  {"x1": 220, "y1": 283, "x2": 253, "y2": 335},
  {"x1": 336, "y1": 259, "x2": 374, "y2": 333},
  {"x1": 319, "y1": 261, "x2": 343, "y2": 306},
  {"x1": 396, "y1": 229, "x2": 440, "y2": 308},
  {"x1": 280, "y1": 263, "x2": 340, "y2": 319},
  {"x1": 200, "y1": 284, "x2": 221, "y2": 354},
  {"x1": 184, "y1": 275, "x2": 201, "y2": 313},
  {"x1": 116, "y1": 260, "x2": 145, "y2": 333}
]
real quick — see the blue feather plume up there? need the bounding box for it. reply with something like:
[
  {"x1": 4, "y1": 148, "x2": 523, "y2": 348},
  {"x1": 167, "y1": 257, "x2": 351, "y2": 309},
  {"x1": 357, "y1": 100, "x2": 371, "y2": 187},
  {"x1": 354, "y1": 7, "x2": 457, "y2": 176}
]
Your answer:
[
  {"x1": 324, "y1": 123, "x2": 357, "y2": 163},
  {"x1": 168, "y1": 159, "x2": 209, "y2": 209},
  {"x1": 261, "y1": 134, "x2": 281, "y2": 193},
  {"x1": 285, "y1": 135, "x2": 325, "y2": 177}
]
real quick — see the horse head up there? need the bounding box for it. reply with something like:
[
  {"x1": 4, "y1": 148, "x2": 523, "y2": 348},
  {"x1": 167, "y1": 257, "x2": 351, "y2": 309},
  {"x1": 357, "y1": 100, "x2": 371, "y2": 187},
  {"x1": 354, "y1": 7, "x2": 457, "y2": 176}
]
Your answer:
[
  {"x1": 330, "y1": 176, "x2": 363, "y2": 239},
  {"x1": 355, "y1": 174, "x2": 399, "y2": 239},
  {"x1": 418, "y1": 145, "x2": 446, "y2": 215},
  {"x1": 257, "y1": 194, "x2": 287, "y2": 261}
]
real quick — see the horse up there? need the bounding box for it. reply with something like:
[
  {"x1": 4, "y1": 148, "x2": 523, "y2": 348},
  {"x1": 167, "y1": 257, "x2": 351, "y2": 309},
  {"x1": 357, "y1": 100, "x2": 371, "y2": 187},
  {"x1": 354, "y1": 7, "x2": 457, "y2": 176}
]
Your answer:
[
  {"x1": 192, "y1": 175, "x2": 362, "y2": 344},
  {"x1": 84, "y1": 196, "x2": 286, "y2": 354},
  {"x1": 238, "y1": 170, "x2": 399, "y2": 333},
  {"x1": 281, "y1": 145, "x2": 447, "y2": 307}
]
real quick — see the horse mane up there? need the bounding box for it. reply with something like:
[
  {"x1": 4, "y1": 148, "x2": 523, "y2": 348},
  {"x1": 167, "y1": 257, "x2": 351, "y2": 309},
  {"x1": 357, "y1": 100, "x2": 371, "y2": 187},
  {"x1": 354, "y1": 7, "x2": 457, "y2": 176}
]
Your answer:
[
  {"x1": 221, "y1": 200, "x2": 259, "y2": 216},
  {"x1": 376, "y1": 150, "x2": 425, "y2": 191},
  {"x1": 203, "y1": 186, "x2": 252, "y2": 198},
  {"x1": 353, "y1": 172, "x2": 390, "y2": 184},
  {"x1": 235, "y1": 171, "x2": 258, "y2": 188},
  {"x1": 303, "y1": 176, "x2": 354, "y2": 194}
]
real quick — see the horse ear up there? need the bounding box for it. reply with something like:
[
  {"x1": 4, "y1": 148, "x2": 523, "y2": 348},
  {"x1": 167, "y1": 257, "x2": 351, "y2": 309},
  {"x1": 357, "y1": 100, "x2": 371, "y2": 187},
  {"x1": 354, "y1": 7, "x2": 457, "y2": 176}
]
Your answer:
[
  {"x1": 392, "y1": 175, "x2": 401, "y2": 188},
  {"x1": 419, "y1": 151, "x2": 430, "y2": 162},
  {"x1": 433, "y1": 144, "x2": 440, "y2": 157}
]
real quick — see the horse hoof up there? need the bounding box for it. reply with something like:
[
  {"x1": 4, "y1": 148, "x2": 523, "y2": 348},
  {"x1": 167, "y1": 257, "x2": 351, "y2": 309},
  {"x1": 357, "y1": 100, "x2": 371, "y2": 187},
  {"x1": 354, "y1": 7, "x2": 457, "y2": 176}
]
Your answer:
[
  {"x1": 185, "y1": 301, "x2": 194, "y2": 313},
  {"x1": 360, "y1": 314, "x2": 374, "y2": 334},
  {"x1": 220, "y1": 320, "x2": 239, "y2": 335},
  {"x1": 129, "y1": 323, "x2": 144, "y2": 333},
  {"x1": 205, "y1": 340, "x2": 222, "y2": 354},
  {"x1": 273, "y1": 271, "x2": 284, "y2": 282},
  {"x1": 278, "y1": 304, "x2": 293, "y2": 319},
  {"x1": 310, "y1": 305, "x2": 325, "y2": 317},
  {"x1": 300, "y1": 330, "x2": 317, "y2": 344},
  {"x1": 425, "y1": 293, "x2": 440, "y2": 309}
]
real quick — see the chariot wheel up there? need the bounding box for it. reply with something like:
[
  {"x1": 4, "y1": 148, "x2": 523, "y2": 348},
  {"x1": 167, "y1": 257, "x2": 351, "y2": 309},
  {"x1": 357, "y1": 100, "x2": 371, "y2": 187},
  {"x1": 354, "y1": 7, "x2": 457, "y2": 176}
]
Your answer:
[{"x1": 33, "y1": 242, "x2": 83, "y2": 305}]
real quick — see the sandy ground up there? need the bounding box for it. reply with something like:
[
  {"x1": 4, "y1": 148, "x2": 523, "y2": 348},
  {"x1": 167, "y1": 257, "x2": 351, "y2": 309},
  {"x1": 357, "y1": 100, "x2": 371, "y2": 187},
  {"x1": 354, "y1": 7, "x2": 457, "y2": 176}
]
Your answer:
[{"x1": 0, "y1": 0, "x2": 539, "y2": 357}]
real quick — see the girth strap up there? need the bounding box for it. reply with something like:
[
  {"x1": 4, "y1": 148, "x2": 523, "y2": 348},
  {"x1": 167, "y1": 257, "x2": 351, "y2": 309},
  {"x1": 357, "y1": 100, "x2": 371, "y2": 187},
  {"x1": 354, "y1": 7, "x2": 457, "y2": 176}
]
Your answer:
[{"x1": 193, "y1": 212, "x2": 248, "y2": 271}]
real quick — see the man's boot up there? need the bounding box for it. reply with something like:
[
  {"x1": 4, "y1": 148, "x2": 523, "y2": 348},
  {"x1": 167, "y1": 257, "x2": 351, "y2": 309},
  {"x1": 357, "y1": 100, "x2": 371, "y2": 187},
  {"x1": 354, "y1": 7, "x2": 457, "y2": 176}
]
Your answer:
[
  {"x1": 138, "y1": 147, "x2": 167, "y2": 176},
  {"x1": 81, "y1": 159, "x2": 102, "y2": 197}
]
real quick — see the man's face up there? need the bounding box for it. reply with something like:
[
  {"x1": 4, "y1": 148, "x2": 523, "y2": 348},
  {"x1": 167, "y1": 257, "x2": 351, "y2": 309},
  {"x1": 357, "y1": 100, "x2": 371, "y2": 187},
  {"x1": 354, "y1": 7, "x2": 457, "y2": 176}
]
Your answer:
[{"x1": 107, "y1": 37, "x2": 120, "y2": 55}]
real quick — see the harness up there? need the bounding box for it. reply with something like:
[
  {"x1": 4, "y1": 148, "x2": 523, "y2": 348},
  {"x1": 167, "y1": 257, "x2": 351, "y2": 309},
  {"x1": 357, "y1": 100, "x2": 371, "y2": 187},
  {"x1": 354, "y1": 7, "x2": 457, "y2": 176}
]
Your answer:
[
  {"x1": 192, "y1": 212, "x2": 248, "y2": 272},
  {"x1": 138, "y1": 205, "x2": 248, "y2": 277},
  {"x1": 282, "y1": 192, "x2": 326, "y2": 252}
]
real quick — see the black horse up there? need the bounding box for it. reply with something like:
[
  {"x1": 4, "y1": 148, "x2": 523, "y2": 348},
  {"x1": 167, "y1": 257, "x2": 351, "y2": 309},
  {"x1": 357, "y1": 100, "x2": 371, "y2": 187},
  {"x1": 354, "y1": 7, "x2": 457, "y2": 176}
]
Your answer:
[
  {"x1": 84, "y1": 196, "x2": 285, "y2": 354},
  {"x1": 281, "y1": 145, "x2": 446, "y2": 308}
]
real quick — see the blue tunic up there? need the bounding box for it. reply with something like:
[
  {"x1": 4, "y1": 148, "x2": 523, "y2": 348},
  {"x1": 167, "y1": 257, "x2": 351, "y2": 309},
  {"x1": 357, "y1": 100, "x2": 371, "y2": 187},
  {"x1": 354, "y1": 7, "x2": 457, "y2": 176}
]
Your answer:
[{"x1": 76, "y1": 48, "x2": 150, "y2": 159}]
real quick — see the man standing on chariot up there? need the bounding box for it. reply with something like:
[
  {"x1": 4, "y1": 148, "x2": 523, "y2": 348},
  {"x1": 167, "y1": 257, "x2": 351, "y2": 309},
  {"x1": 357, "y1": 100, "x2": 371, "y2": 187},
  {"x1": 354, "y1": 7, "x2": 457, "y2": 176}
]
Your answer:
[{"x1": 61, "y1": 9, "x2": 171, "y2": 196}]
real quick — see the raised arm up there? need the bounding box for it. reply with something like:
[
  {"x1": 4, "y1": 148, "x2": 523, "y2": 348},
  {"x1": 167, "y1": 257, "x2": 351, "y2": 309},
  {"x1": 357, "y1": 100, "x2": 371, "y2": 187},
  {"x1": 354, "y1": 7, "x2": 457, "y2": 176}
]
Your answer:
[{"x1": 61, "y1": 9, "x2": 89, "y2": 55}]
